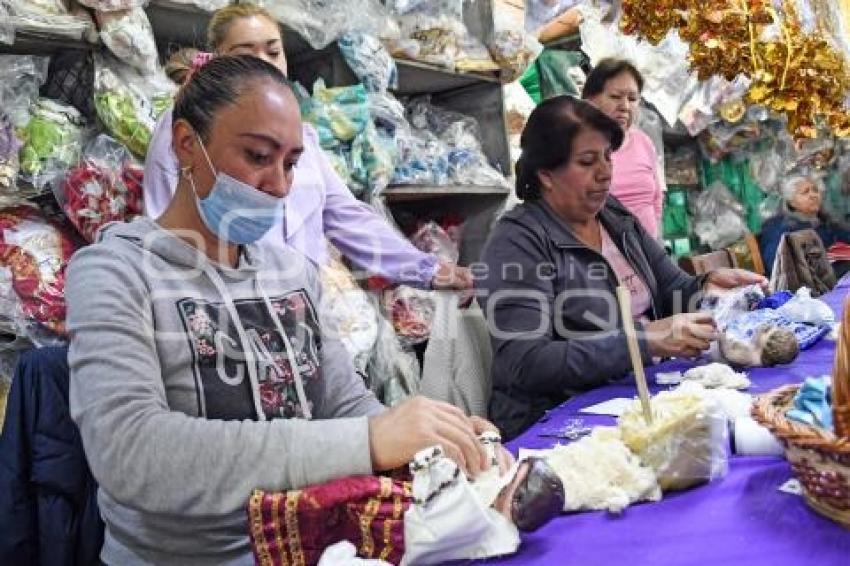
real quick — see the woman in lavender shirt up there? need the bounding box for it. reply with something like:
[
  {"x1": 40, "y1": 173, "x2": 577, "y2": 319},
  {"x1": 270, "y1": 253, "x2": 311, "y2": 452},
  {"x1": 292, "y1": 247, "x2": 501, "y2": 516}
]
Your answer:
[{"x1": 145, "y1": 3, "x2": 472, "y2": 290}]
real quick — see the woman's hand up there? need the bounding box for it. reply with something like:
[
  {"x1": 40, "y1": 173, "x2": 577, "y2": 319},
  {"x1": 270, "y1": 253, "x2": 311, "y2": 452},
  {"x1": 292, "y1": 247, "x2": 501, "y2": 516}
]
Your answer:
[
  {"x1": 471, "y1": 415, "x2": 515, "y2": 474},
  {"x1": 432, "y1": 261, "x2": 475, "y2": 307},
  {"x1": 432, "y1": 261, "x2": 473, "y2": 291},
  {"x1": 644, "y1": 312, "x2": 719, "y2": 358},
  {"x1": 368, "y1": 396, "x2": 489, "y2": 477},
  {"x1": 706, "y1": 268, "x2": 768, "y2": 291}
]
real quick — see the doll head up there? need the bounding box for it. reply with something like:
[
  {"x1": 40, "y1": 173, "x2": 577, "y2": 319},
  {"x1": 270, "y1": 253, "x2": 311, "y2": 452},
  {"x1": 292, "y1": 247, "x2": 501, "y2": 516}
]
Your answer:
[{"x1": 756, "y1": 325, "x2": 800, "y2": 366}]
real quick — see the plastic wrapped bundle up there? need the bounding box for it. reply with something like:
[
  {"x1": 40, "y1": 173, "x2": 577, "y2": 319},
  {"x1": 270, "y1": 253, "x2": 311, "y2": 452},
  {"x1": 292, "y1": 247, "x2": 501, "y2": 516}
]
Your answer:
[
  {"x1": 18, "y1": 98, "x2": 87, "y2": 191},
  {"x1": 0, "y1": 1, "x2": 13, "y2": 45},
  {"x1": 264, "y1": 0, "x2": 392, "y2": 50},
  {"x1": 59, "y1": 134, "x2": 143, "y2": 243},
  {"x1": 618, "y1": 382, "x2": 729, "y2": 492},
  {"x1": 9, "y1": 0, "x2": 94, "y2": 40},
  {"x1": 409, "y1": 221, "x2": 459, "y2": 263},
  {"x1": 366, "y1": 302, "x2": 421, "y2": 406},
  {"x1": 489, "y1": 4, "x2": 543, "y2": 82},
  {"x1": 94, "y1": 54, "x2": 174, "y2": 158},
  {"x1": 318, "y1": 256, "x2": 379, "y2": 375},
  {"x1": 690, "y1": 181, "x2": 748, "y2": 249},
  {"x1": 0, "y1": 55, "x2": 50, "y2": 128},
  {"x1": 0, "y1": 204, "x2": 79, "y2": 336},
  {"x1": 338, "y1": 32, "x2": 398, "y2": 93},
  {"x1": 77, "y1": 0, "x2": 147, "y2": 9},
  {"x1": 386, "y1": 1, "x2": 495, "y2": 72},
  {"x1": 406, "y1": 97, "x2": 508, "y2": 187},
  {"x1": 302, "y1": 80, "x2": 396, "y2": 197},
  {"x1": 0, "y1": 113, "x2": 20, "y2": 194},
  {"x1": 97, "y1": 8, "x2": 159, "y2": 75}
]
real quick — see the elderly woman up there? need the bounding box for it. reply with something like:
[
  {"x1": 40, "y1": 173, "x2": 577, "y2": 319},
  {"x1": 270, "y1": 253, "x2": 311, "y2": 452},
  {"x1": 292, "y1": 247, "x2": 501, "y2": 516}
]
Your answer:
[
  {"x1": 478, "y1": 96, "x2": 765, "y2": 439},
  {"x1": 760, "y1": 174, "x2": 850, "y2": 277},
  {"x1": 582, "y1": 58, "x2": 665, "y2": 239}
]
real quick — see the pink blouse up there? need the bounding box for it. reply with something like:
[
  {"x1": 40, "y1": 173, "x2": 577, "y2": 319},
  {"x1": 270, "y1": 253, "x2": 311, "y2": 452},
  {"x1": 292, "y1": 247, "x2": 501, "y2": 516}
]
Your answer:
[{"x1": 610, "y1": 128, "x2": 664, "y2": 239}]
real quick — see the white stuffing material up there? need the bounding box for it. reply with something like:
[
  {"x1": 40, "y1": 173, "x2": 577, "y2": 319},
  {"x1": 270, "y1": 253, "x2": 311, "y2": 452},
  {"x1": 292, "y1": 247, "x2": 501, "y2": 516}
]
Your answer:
[
  {"x1": 682, "y1": 362, "x2": 751, "y2": 390},
  {"x1": 544, "y1": 427, "x2": 661, "y2": 514}
]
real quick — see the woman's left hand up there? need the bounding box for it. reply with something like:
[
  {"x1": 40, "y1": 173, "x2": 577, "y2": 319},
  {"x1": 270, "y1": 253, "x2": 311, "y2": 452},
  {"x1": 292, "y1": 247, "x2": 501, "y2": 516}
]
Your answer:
[
  {"x1": 706, "y1": 268, "x2": 769, "y2": 291},
  {"x1": 471, "y1": 416, "x2": 515, "y2": 475}
]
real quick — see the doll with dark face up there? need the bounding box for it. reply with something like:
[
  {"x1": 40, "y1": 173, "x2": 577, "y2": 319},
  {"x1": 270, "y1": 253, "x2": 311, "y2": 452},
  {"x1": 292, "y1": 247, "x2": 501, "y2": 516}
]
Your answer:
[{"x1": 719, "y1": 323, "x2": 800, "y2": 367}]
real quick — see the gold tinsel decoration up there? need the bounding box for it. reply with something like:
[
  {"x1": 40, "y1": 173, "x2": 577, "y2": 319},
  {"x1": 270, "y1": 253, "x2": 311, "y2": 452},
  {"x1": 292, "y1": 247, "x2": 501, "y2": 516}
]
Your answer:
[{"x1": 620, "y1": 0, "x2": 850, "y2": 139}]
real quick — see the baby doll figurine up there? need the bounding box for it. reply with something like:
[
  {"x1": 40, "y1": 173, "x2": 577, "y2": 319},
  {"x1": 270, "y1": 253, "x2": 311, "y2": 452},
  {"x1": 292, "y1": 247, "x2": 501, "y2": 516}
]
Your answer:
[
  {"x1": 719, "y1": 323, "x2": 800, "y2": 367},
  {"x1": 249, "y1": 432, "x2": 565, "y2": 566},
  {"x1": 702, "y1": 285, "x2": 800, "y2": 368},
  {"x1": 403, "y1": 432, "x2": 565, "y2": 565}
]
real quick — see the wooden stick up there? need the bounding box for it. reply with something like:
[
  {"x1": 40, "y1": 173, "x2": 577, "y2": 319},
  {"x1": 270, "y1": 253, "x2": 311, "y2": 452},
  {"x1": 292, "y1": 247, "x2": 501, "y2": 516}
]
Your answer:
[
  {"x1": 616, "y1": 286, "x2": 653, "y2": 425},
  {"x1": 833, "y1": 297, "x2": 850, "y2": 438}
]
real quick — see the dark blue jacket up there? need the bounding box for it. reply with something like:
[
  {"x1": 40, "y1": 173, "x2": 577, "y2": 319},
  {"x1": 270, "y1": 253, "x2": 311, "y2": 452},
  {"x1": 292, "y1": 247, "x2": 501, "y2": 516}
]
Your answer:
[
  {"x1": 760, "y1": 209, "x2": 850, "y2": 276},
  {"x1": 478, "y1": 197, "x2": 708, "y2": 439},
  {"x1": 0, "y1": 347, "x2": 103, "y2": 565}
]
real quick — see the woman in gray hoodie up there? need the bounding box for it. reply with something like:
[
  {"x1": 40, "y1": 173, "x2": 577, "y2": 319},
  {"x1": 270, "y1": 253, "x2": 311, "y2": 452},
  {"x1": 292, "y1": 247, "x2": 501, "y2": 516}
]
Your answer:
[{"x1": 66, "y1": 55, "x2": 499, "y2": 565}]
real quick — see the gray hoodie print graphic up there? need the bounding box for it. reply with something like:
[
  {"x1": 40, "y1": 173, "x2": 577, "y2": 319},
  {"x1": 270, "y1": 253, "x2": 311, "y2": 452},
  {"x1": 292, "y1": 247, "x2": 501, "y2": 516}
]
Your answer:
[{"x1": 66, "y1": 217, "x2": 384, "y2": 565}]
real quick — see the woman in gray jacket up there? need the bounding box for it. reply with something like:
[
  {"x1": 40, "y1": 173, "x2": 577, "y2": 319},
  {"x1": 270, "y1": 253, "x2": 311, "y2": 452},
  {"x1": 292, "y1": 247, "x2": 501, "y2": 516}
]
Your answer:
[{"x1": 478, "y1": 96, "x2": 765, "y2": 439}]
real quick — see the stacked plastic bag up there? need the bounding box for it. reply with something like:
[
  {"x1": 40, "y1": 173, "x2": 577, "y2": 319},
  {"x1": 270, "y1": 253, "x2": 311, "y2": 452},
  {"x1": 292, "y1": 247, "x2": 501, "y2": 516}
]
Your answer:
[
  {"x1": 59, "y1": 134, "x2": 144, "y2": 243},
  {"x1": 0, "y1": 204, "x2": 80, "y2": 340},
  {"x1": 394, "y1": 97, "x2": 508, "y2": 188},
  {"x1": 0, "y1": 55, "x2": 49, "y2": 195},
  {"x1": 94, "y1": 54, "x2": 174, "y2": 158},
  {"x1": 264, "y1": 0, "x2": 392, "y2": 50},
  {"x1": 18, "y1": 98, "x2": 87, "y2": 191},
  {"x1": 96, "y1": 8, "x2": 159, "y2": 75},
  {"x1": 8, "y1": 0, "x2": 94, "y2": 40}
]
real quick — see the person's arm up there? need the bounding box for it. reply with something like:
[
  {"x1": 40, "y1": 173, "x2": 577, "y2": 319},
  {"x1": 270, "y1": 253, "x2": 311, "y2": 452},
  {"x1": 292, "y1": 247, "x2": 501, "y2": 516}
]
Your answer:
[
  {"x1": 143, "y1": 109, "x2": 179, "y2": 219},
  {"x1": 759, "y1": 218, "x2": 783, "y2": 277},
  {"x1": 479, "y1": 222, "x2": 653, "y2": 398},
  {"x1": 67, "y1": 246, "x2": 375, "y2": 518},
  {"x1": 311, "y1": 131, "x2": 439, "y2": 287}
]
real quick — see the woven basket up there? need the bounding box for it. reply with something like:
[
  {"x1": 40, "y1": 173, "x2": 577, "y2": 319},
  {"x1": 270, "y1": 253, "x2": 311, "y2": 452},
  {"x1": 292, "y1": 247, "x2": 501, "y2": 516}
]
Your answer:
[
  {"x1": 751, "y1": 296, "x2": 850, "y2": 528},
  {"x1": 752, "y1": 385, "x2": 850, "y2": 527}
]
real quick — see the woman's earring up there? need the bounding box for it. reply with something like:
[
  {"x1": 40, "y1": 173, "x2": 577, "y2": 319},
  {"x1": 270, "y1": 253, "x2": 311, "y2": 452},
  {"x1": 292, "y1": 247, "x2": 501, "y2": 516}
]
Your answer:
[{"x1": 180, "y1": 165, "x2": 192, "y2": 179}]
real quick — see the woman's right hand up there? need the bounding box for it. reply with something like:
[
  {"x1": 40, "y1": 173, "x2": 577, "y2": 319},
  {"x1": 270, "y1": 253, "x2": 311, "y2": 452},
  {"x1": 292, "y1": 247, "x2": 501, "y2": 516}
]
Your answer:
[
  {"x1": 643, "y1": 313, "x2": 718, "y2": 358},
  {"x1": 368, "y1": 396, "x2": 490, "y2": 477}
]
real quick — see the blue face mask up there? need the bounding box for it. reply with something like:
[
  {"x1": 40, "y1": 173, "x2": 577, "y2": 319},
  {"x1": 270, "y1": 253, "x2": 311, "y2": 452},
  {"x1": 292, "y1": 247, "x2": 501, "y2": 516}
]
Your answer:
[{"x1": 189, "y1": 135, "x2": 285, "y2": 245}]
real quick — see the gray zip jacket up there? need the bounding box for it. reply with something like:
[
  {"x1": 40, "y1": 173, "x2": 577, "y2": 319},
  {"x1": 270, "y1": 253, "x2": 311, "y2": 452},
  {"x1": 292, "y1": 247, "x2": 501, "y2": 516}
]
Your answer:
[
  {"x1": 478, "y1": 197, "x2": 708, "y2": 439},
  {"x1": 66, "y1": 217, "x2": 384, "y2": 565}
]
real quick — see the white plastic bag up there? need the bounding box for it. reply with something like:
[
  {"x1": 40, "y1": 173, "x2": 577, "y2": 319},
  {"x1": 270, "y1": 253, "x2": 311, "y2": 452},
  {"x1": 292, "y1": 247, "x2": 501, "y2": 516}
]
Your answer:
[
  {"x1": 264, "y1": 0, "x2": 392, "y2": 50},
  {"x1": 98, "y1": 8, "x2": 159, "y2": 75},
  {"x1": 777, "y1": 287, "x2": 836, "y2": 326}
]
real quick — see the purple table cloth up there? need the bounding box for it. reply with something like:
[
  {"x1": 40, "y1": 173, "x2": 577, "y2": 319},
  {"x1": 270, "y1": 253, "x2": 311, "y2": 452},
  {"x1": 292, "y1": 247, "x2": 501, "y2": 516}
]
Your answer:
[{"x1": 486, "y1": 280, "x2": 850, "y2": 565}]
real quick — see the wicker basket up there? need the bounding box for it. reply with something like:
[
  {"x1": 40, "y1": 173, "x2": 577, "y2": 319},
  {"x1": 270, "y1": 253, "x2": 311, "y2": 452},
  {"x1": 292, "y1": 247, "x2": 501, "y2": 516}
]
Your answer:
[{"x1": 751, "y1": 297, "x2": 850, "y2": 528}]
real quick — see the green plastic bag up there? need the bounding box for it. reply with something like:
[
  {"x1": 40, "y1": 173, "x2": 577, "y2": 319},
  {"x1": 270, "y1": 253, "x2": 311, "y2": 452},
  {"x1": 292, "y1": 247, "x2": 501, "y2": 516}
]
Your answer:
[
  {"x1": 700, "y1": 156, "x2": 766, "y2": 233},
  {"x1": 662, "y1": 187, "x2": 691, "y2": 238},
  {"x1": 536, "y1": 49, "x2": 585, "y2": 100}
]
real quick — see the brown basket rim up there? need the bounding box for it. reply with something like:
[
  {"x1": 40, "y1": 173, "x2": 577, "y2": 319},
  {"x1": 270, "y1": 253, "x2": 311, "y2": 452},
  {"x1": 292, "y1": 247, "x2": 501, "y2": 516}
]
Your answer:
[{"x1": 751, "y1": 384, "x2": 850, "y2": 455}]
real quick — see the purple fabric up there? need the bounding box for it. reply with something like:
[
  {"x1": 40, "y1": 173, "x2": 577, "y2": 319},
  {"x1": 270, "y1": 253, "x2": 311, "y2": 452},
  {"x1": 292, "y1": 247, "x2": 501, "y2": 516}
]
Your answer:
[
  {"x1": 486, "y1": 278, "x2": 850, "y2": 565},
  {"x1": 143, "y1": 110, "x2": 438, "y2": 286}
]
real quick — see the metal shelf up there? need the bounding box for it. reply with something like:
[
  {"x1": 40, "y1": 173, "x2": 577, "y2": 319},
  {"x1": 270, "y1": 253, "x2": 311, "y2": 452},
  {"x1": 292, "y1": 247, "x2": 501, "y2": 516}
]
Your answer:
[
  {"x1": 394, "y1": 58, "x2": 499, "y2": 96},
  {"x1": 380, "y1": 184, "x2": 509, "y2": 202},
  {"x1": 0, "y1": 30, "x2": 96, "y2": 55}
]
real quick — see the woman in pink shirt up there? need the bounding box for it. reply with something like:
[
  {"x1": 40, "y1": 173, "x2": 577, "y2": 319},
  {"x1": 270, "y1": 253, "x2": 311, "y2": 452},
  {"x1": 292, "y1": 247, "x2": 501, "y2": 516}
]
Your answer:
[{"x1": 582, "y1": 59, "x2": 665, "y2": 239}]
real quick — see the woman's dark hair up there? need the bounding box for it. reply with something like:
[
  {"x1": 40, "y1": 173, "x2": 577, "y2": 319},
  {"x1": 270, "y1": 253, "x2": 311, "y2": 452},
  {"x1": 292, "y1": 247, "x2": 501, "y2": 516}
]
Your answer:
[
  {"x1": 173, "y1": 54, "x2": 291, "y2": 140},
  {"x1": 515, "y1": 96, "x2": 624, "y2": 201},
  {"x1": 581, "y1": 58, "x2": 644, "y2": 99}
]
